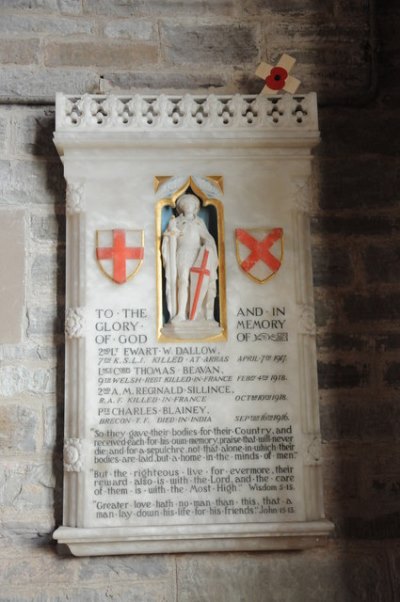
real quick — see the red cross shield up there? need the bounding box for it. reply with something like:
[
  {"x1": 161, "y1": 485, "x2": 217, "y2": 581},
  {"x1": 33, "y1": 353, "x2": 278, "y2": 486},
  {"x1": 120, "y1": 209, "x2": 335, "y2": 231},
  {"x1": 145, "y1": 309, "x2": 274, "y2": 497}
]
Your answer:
[
  {"x1": 189, "y1": 247, "x2": 211, "y2": 320},
  {"x1": 235, "y1": 227, "x2": 284, "y2": 283},
  {"x1": 96, "y1": 229, "x2": 144, "y2": 284}
]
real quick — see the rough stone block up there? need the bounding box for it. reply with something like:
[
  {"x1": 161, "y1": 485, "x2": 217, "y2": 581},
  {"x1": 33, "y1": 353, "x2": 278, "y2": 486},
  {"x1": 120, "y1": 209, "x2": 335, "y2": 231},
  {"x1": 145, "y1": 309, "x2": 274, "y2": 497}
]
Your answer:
[
  {"x1": 0, "y1": 405, "x2": 37, "y2": 452},
  {"x1": 316, "y1": 333, "x2": 370, "y2": 353},
  {"x1": 27, "y1": 306, "x2": 63, "y2": 336},
  {"x1": 0, "y1": 583, "x2": 176, "y2": 602},
  {"x1": 322, "y1": 443, "x2": 400, "y2": 538},
  {"x1": 0, "y1": 67, "x2": 100, "y2": 100},
  {"x1": 78, "y1": 554, "x2": 174, "y2": 581},
  {"x1": 0, "y1": 209, "x2": 25, "y2": 344},
  {"x1": 376, "y1": 334, "x2": 400, "y2": 351},
  {"x1": 104, "y1": 19, "x2": 156, "y2": 41},
  {"x1": 0, "y1": 533, "x2": 55, "y2": 558},
  {"x1": 241, "y1": 0, "x2": 334, "y2": 14},
  {"x1": 320, "y1": 400, "x2": 400, "y2": 441},
  {"x1": 234, "y1": 72, "x2": 266, "y2": 95},
  {"x1": 311, "y1": 215, "x2": 400, "y2": 237},
  {"x1": 0, "y1": 38, "x2": 40, "y2": 66},
  {"x1": 298, "y1": 62, "x2": 370, "y2": 104},
  {"x1": 319, "y1": 108, "x2": 400, "y2": 156},
  {"x1": 0, "y1": 0, "x2": 82, "y2": 13},
  {"x1": 44, "y1": 405, "x2": 58, "y2": 449},
  {"x1": 317, "y1": 158, "x2": 400, "y2": 211},
  {"x1": 268, "y1": 19, "x2": 368, "y2": 45},
  {"x1": 0, "y1": 539, "x2": 175, "y2": 598},
  {"x1": 366, "y1": 473, "x2": 400, "y2": 516},
  {"x1": 317, "y1": 361, "x2": 369, "y2": 389},
  {"x1": 0, "y1": 110, "x2": 9, "y2": 155},
  {"x1": 83, "y1": 0, "x2": 234, "y2": 16},
  {"x1": 343, "y1": 293, "x2": 400, "y2": 322},
  {"x1": 5, "y1": 159, "x2": 65, "y2": 205},
  {"x1": 384, "y1": 362, "x2": 400, "y2": 389},
  {"x1": 378, "y1": 15, "x2": 400, "y2": 53},
  {"x1": 31, "y1": 253, "x2": 64, "y2": 296},
  {"x1": 335, "y1": 0, "x2": 370, "y2": 14},
  {"x1": 388, "y1": 544, "x2": 400, "y2": 596},
  {"x1": 57, "y1": 0, "x2": 83, "y2": 14},
  {"x1": 0, "y1": 343, "x2": 58, "y2": 361},
  {"x1": 378, "y1": 0, "x2": 400, "y2": 14},
  {"x1": 13, "y1": 109, "x2": 57, "y2": 157},
  {"x1": 0, "y1": 462, "x2": 54, "y2": 510},
  {"x1": 0, "y1": 546, "x2": 78, "y2": 587},
  {"x1": 176, "y1": 548, "x2": 391, "y2": 602},
  {"x1": 101, "y1": 70, "x2": 227, "y2": 93},
  {"x1": 278, "y1": 45, "x2": 367, "y2": 68},
  {"x1": 363, "y1": 245, "x2": 400, "y2": 283},
  {"x1": 161, "y1": 23, "x2": 259, "y2": 65},
  {"x1": 312, "y1": 245, "x2": 353, "y2": 287},
  {"x1": 31, "y1": 214, "x2": 64, "y2": 242},
  {"x1": 336, "y1": 512, "x2": 400, "y2": 540},
  {"x1": 0, "y1": 364, "x2": 56, "y2": 397},
  {"x1": 0, "y1": 591, "x2": 51, "y2": 602},
  {"x1": 0, "y1": 160, "x2": 14, "y2": 201},
  {"x1": 314, "y1": 293, "x2": 341, "y2": 328},
  {"x1": 322, "y1": 451, "x2": 360, "y2": 503},
  {"x1": 45, "y1": 41, "x2": 158, "y2": 68},
  {"x1": 0, "y1": 14, "x2": 93, "y2": 35}
]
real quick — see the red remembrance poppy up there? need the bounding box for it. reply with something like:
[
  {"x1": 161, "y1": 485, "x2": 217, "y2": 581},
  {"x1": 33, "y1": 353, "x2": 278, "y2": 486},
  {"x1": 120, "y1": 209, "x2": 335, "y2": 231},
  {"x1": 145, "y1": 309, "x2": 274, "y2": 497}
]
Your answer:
[{"x1": 265, "y1": 66, "x2": 288, "y2": 91}]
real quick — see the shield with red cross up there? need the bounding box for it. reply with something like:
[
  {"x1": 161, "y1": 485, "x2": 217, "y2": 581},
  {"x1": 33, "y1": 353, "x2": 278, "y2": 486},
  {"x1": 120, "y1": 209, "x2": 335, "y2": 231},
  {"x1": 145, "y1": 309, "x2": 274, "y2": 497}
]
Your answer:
[
  {"x1": 189, "y1": 246, "x2": 211, "y2": 320},
  {"x1": 235, "y1": 227, "x2": 284, "y2": 284},
  {"x1": 96, "y1": 229, "x2": 144, "y2": 284}
]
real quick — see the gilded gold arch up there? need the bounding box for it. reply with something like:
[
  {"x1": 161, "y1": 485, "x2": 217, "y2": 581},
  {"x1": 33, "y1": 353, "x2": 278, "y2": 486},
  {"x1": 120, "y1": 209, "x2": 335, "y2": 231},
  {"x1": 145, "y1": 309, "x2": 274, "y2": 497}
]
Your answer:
[{"x1": 155, "y1": 176, "x2": 227, "y2": 343}]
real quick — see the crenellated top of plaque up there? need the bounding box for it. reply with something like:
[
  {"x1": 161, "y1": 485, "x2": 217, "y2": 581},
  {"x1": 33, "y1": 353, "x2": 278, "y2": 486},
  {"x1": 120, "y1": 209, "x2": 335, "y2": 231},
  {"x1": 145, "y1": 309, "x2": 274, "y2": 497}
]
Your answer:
[{"x1": 55, "y1": 93, "x2": 319, "y2": 149}]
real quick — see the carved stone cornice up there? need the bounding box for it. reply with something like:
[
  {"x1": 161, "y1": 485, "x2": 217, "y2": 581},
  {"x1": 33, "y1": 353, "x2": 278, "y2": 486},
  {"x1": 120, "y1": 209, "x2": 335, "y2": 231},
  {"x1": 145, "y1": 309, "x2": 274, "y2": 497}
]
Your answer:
[{"x1": 56, "y1": 93, "x2": 318, "y2": 134}]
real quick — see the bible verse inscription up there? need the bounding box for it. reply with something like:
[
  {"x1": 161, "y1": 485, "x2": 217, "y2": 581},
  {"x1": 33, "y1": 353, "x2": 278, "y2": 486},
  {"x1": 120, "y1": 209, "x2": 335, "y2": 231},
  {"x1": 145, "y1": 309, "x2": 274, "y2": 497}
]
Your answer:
[{"x1": 90, "y1": 303, "x2": 298, "y2": 524}]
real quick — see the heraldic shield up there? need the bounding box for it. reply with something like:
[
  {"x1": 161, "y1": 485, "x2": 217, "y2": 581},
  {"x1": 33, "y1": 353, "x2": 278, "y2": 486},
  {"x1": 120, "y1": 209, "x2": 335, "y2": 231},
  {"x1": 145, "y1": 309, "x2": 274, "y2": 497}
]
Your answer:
[
  {"x1": 189, "y1": 246, "x2": 213, "y2": 321},
  {"x1": 96, "y1": 229, "x2": 144, "y2": 284},
  {"x1": 236, "y1": 227, "x2": 283, "y2": 283}
]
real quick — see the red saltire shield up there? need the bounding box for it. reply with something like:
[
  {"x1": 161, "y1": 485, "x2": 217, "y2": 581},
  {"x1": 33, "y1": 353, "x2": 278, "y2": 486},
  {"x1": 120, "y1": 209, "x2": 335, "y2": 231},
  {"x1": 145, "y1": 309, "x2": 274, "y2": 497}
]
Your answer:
[
  {"x1": 96, "y1": 229, "x2": 144, "y2": 284},
  {"x1": 235, "y1": 227, "x2": 284, "y2": 284}
]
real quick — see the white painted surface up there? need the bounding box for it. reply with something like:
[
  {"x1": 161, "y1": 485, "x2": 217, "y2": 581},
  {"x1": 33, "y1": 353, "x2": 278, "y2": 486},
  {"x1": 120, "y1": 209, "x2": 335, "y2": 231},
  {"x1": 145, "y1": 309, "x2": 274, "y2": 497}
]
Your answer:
[{"x1": 54, "y1": 93, "x2": 332, "y2": 556}]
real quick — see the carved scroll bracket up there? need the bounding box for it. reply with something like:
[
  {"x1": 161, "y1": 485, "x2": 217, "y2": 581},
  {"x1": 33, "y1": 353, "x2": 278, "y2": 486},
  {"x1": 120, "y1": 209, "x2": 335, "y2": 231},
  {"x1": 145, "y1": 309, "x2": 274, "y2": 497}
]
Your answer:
[
  {"x1": 298, "y1": 304, "x2": 316, "y2": 335},
  {"x1": 64, "y1": 438, "x2": 83, "y2": 472},
  {"x1": 66, "y1": 182, "x2": 85, "y2": 214},
  {"x1": 65, "y1": 307, "x2": 86, "y2": 338},
  {"x1": 303, "y1": 434, "x2": 322, "y2": 466},
  {"x1": 292, "y1": 177, "x2": 312, "y2": 213}
]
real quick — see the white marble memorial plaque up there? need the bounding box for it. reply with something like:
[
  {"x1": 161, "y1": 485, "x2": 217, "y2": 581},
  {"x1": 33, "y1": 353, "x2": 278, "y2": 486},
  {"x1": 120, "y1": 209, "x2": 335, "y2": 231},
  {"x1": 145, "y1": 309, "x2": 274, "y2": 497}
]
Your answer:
[{"x1": 54, "y1": 93, "x2": 333, "y2": 555}]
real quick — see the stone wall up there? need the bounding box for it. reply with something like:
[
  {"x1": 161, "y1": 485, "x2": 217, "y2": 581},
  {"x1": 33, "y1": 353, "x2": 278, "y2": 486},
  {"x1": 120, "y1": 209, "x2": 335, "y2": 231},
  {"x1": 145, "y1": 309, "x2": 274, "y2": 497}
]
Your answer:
[{"x1": 0, "y1": 1, "x2": 399, "y2": 600}]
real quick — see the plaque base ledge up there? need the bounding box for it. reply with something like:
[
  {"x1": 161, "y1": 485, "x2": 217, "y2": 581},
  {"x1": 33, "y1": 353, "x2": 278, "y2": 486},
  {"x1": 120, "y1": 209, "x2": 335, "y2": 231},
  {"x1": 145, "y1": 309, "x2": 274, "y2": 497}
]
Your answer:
[{"x1": 54, "y1": 520, "x2": 333, "y2": 556}]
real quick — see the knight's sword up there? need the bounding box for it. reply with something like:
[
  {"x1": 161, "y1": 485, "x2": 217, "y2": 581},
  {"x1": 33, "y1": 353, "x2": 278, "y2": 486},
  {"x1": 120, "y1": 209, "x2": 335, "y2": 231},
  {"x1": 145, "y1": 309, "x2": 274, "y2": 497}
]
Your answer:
[{"x1": 189, "y1": 249, "x2": 210, "y2": 321}]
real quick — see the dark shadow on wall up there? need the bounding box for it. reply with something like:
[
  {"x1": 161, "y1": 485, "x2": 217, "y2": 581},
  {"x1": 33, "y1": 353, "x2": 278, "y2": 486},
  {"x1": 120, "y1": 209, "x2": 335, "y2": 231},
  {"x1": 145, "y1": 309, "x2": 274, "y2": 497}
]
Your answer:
[
  {"x1": 33, "y1": 110, "x2": 66, "y2": 538},
  {"x1": 311, "y1": 0, "x2": 400, "y2": 598},
  {"x1": 52, "y1": 167, "x2": 66, "y2": 534}
]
